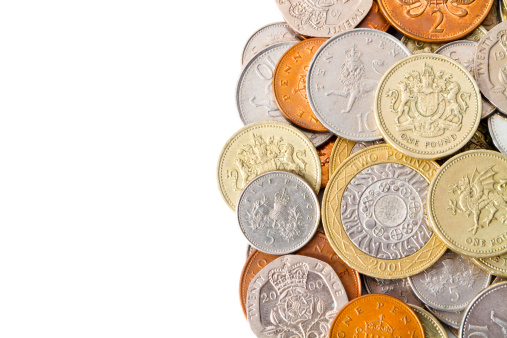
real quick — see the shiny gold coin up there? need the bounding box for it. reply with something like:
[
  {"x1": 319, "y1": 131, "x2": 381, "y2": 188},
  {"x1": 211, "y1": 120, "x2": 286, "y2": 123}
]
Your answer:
[
  {"x1": 428, "y1": 150, "x2": 507, "y2": 258},
  {"x1": 328, "y1": 137, "x2": 355, "y2": 178},
  {"x1": 409, "y1": 304, "x2": 448, "y2": 338},
  {"x1": 322, "y1": 144, "x2": 447, "y2": 279},
  {"x1": 217, "y1": 121, "x2": 321, "y2": 210},
  {"x1": 329, "y1": 294, "x2": 425, "y2": 338},
  {"x1": 374, "y1": 54, "x2": 481, "y2": 159},
  {"x1": 472, "y1": 253, "x2": 507, "y2": 278}
]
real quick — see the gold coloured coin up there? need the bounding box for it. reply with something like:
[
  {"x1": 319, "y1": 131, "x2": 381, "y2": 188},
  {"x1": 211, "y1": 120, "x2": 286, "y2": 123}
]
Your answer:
[
  {"x1": 409, "y1": 304, "x2": 448, "y2": 338},
  {"x1": 428, "y1": 150, "x2": 507, "y2": 258},
  {"x1": 374, "y1": 54, "x2": 481, "y2": 160},
  {"x1": 472, "y1": 253, "x2": 507, "y2": 278},
  {"x1": 217, "y1": 121, "x2": 321, "y2": 210},
  {"x1": 322, "y1": 144, "x2": 447, "y2": 279},
  {"x1": 328, "y1": 137, "x2": 355, "y2": 177}
]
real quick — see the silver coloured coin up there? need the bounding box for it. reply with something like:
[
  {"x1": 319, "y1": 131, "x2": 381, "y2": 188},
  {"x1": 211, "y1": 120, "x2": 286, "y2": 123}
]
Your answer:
[
  {"x1": 241, "y1": 22, "x2": 300, "y2": 66},
  {"x1": 246, "y1": 245, "x2": 255, "y2": 259},
  {"x1": 237, "y1": 172, "x2": 320, "y2": 255},
  {"x1": 350, "y1": 140, "x2": 385, "y2": 155},
  {"x1": 426, "y1": 307, "x2": 465, "y2": 330},
  {"x1": 460, "y1": 281, "x2": 507, "y2": 337},
  {"x1": 275, "y1": 0, "x2": 372, "y2": 38},
  {"x1": 435, "y1": 40, "x2": 496, "y2": 119},
  {"x1": 483, "y1": 0, "x2": 502, "y2": 31},
  {"x1": 408, "y1": 250, "x2": 492, "y2": 312},
  {"x1": 341, "y1": 163, "x2": 432, "y2": 259},
  {"x1": 363, "y1": 276, "x2": 425, "y2": 307},
  {"x1": 237, "y1": 42, "x2": 333, "y2": 147},
  {"x1": 488, "y1": 112, "x2": 507, "y2": 154},
  {"x1": 307, "y1": 28, "x2": 411, "y2": 141},
  {"x1": 246, "y1": 255, "x2": 348, "y2": 338},
  {"x1": 475, "y1": 21, "x2": 507, "y2": 114}
]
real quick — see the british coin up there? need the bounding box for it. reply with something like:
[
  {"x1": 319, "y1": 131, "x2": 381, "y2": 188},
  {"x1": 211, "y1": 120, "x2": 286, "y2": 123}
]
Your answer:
[
  {"x1": 237, "y1": 171, "x2": 320, "y2": 254},
  {"x1": 435, "y1": 40, "x2": 497, "y2": 119},
  {"x1": 493, "y1": 275, "x2": 507, "y2": 283},
  {"x1": 427, "y1": 307, "x2": 465, "y2": 330},
  {"x1": 502, "y1": 0, "x2": 507, "y2": 21},
  {"x1": 472, "y1": 252, "x2": 507, "y2": 278},
  {"x1": 364, "y1": 276, "x2": 425, "y2": 307},
  {"x1": 428, "y1": 150, "x2": 507, "y2": 258},
  {"x1": 317, "y1": 137, "x2": 335, "y2": 189},
  {"x1": 275, "y1": 0, "x2": 373, "y2": 38},
  {"x1": 460, "y1": 281, "x2": 507, "y2": 337},
  {"x1": 273, "y1": 38, "x2": 328, "y2": 132},
  {"x1": 241, "y1": 22, "x2": 300, "y2": 65},
  {"x1": 409, "y1": 304, "x2": 449, "y2": 338},
  {"x1": 322, "y1": 144, "x2": 447, "y2": 279},
  {"x1": 489, "y1": 112, "x2": 507, "y2": 154},
  {"x1": 246, "y1": 255, "x2": 349, "y2": 338},
  {"x1": 239, "y1": 232, "x2": 362, "y2": 317},
  {"x1": 328, "y1": 138, "x2": 384, "y2": 176},
  {"x1": 377, "y1": 0, "x2": 494, "y2": 43},
  {"x1": 483, "y1": 0, "x2": 502, "y2": 31},
  {"x1": 408, "y1": 250, "x2": 492, "y2": 312},
  {"x1": 357, "y1": 0, "x2": 390, "y2": 32},
  {"x1": 329, "y1": 294, "x2": 425, "y2": 337},
  {"x1": 246, "y1": 245, "x2": 254, "y2": 259},
  {"x1": 475, "y1": 21, "x2": 507, "y2": 114},
  {"x1": 237, "y1": 41, "x2": 333, "y2": 147},
  {"x1": 217, "y1": 121, "x2": 321, "y2": 210},
  {"x1": 374, "y1": 54, "x2": 482, "y2": 159},
  {"x1": 307, "y1": 28, "x2": 410, "y2": 141}
]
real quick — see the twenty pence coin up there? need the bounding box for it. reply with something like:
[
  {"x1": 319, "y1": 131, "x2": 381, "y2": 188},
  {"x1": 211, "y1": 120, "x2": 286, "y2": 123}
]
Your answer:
[
  {"x1": 322, "y1": 144, "x2": 447, "y2": 279},
  {"x1": 409, "y1": 304, "x2": 448, "y2": 338}
]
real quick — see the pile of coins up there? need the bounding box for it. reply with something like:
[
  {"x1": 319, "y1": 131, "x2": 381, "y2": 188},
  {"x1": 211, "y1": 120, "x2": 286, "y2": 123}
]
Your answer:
[{"x1": 218, "y1": 1, "x2": 507, "y2": 337}]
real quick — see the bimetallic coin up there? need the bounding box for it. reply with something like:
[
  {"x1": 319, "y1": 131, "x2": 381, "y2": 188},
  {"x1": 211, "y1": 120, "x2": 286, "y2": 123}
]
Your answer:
[
  {"x1": 328, "y1": 138, "x2": 384, "y2": 176},
  {"x1": 427, "y1": 307, "x2": 465, "y2": 330},
  {"x1": 241, "y1": 22, "x2": 300, "y2": 65},
  {"x1": 217, "y1": 121, "x2": 321, "y2": 210},
  {"x1": 322, "y1": 144, "x2": 447, "y2": 279},
  {"x1": 237, "y1": 42, "x2": 333, "y2": 147},
  {"x1": 317, "y1": 137, "x2": 335, "y2": 189},
  {"x1": 307, "y1": 28, "x2": 410, "y2": 141},
  {"x1": 364, "y1": 276, "x2": 425, "y2": 307},
  {"x1": 428, "y1": 150, "x2": 507, "y2": 258},
  {"x1": 275, "y1": 0, "x2": 373, "y2": 38},
  {"x1": 375, "y1": 54, "x2": 482, "y2": 159},
  {"x1": 246, "y1": 255, "x2": 349, "y2": 338},
  {"x1": 475, "y1": 21, "x2": 507, "y2": 114},
  {"x1": 489, "y1": 112, "x2": 507, "y2": 155},
  {"x1": 472, "y1": 252, "x2": 507, "y2": 278},
  {"x1": 357, "y1": 0, "x2": 390, "y2": 32},
  {"x1": 329, "y1": 294, "x2": 425, "y2": 338},
  {"x1": 435, "y1": 40, "x2": 496, "y2": 119},
  {"x1": 408, "y1": 250, "x2": 492, "y2": 312},
  {"x1": 460, "y1": 282, "x2": 507, "y2": 337},
  {"x1": 237, "y1": 172, "x2": 320, "y2": 254},
  {"x1": 410, "y1": 304, "x2": 449, "y2": 338},
  {"x1": 378, "y1": 0, "x2": 494, "y2": 43},
  {"x1": 239, "y1": 232, "x2": 362, "y2": 317}
]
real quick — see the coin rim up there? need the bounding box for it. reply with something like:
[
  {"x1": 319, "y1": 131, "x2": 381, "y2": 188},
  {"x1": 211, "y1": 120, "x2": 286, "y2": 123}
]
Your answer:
[
  {"x1": 489, "y1": 113, "x2": 507, "y2": 155},
  {"x1": 471, "y1": 252, "x2": 507, "y2": 277},
  {"x1": 409, "y1": 304, "x2": 449, "y2": 338},
  {"x1": 328, "y1": 137, "x2": 355, "y2": 177}
]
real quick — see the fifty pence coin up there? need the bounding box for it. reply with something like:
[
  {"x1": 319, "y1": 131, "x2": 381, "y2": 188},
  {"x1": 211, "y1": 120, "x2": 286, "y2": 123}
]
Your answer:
[
  {"x1": 489, "y1": 112, "x2": 507, "y2": 155},
  {"x1": 363, "y1": 276, "x2": 425, "y2": 307},
  {"x1": 237, "y1": 171, "x2": 320, "y2": 255},
  {"x1": 237, "y1": 41, "x2": 333, "y2": 147},
  {"x1": 409, "y1": 304, "x2": 449, "y2": 338},
  {"x1": 427, "y1": 307, "x2": 465, "y2": 330},
  {"x1": 246, "y1": 255, "x2": 349, "y2": 338},
  {"x1": 275, "y1": 0, "x2": 373, "y2": 38},
  {"x1": 408, "y1": 250, "x2": 492, "y2": 312},
  {"x1": 307, "y1": 28, "x2": 410, "y2": 141}
]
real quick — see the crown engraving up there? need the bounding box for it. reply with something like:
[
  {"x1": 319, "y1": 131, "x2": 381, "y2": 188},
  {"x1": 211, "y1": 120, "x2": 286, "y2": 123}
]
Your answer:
[
  {"x1": 269, "y1": 261, "x2": 309, "y2": 294},
  {"x1": 345, "y1": 44, "x2": 362, "y2": 61},
  {"x1": 355, "y1": 314, "x2": 396, "y2": 337}
]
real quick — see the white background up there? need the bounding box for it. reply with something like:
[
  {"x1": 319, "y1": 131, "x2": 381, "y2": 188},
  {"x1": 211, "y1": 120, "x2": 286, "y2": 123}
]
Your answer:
[{"x1": 0, "y1": 0, "x2": 284, "y2": 336}]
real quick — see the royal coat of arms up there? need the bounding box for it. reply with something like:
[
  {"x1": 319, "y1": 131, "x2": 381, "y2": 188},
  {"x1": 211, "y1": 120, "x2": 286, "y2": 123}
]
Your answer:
[{"x1": 387, "y1": 62, "x2": 471, "y2": 137}]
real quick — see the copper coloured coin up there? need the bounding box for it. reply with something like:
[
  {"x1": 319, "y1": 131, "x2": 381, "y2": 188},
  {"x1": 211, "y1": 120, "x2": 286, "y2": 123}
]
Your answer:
[
  {"x1": 273, "y1": 38, "x2": 328, "y2": 132},
  {"x1": 378, "y1": 0, "x2": 494, "y2": 43},
  {"x1": 317, "y1": 137, "x2": 335, "y2": 189},
  {"x1": 357, "y1": 0, "x2": 390, "y2": 32},
  {"x1": 238, "y1": 232, "x2": 362, "y2": 317}
]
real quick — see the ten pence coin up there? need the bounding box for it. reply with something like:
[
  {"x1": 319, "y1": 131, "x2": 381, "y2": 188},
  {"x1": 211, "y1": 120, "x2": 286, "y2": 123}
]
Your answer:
[
  {"x1": 217, "y1": 121, "x2": 321, "y2": 210},
  {"x1": 409, "y1": 304, "x2": 448, "y2": 338},
  {"x1": 363, "y1": 276, "x2": 425, "y2": 307},
  {"x1": 374, "y1": 54, "x2": 482, "y2": 159},
  {"x1": 472, "y1": 251, "x2": 507, "y2": 277},
  {"x1": 273, "y1": 38, "x2": 328, "y2": 131},
  {"x1": 322, "y1": 144, "x2": 447, "y2": 279},
  {"x1": 377, "y1": 0, "x2": 494, "y2": 43},
  {"x1": 239, "y1": 232, "x2": 362, "y2": 317},
  {"x1": 329, "y1": 294, "x2": 425, "y2": 338},
  {"x1": 488, "y1": 112, "x2": 507, "y2": 155},
  {"x1": 428, "y1": 150, "x2": 507, "y2": 258}
]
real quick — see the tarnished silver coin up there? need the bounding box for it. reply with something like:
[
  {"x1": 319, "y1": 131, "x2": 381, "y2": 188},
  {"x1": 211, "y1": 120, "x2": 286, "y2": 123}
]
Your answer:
[
  {"x1": 489, "y1": 112, "x2": 507, "y2": 154},
  {"x1": 237, "y1": 172, "x2": 320, "y2": 255},
  {"x1": 363, "y1": 276, "x2": 425, "y2": 307},
  {"x1": 307, "y1": 28, "x2": 410, "y2": 141},
  {"x1": 435, "y1": 40, "x2": 496, "y2": 119},
  {"x1": 475, "y1": 21, "x2": 507, "y2": 114},
  {"x1": 341, "y1": 163, "x2": 432, "y2": 259},
  {"x1": 237, "y1": 42, "x2": 333, "y2": 147},
  {"x1": 246, "y1": 255, "x2": 348, "y2": 338},
  {"x1": 460, "y1": 281, "x2": 507, "y2": 337},
  {"x1": 426, "y1": 307, "x2": 465, "y2": 330},
  {"x1": 275, "y1": 0, "x2": 372, "y2": 38},
  {"x1": 242, "y1": 22, "x2": 300, "y2": 66},
  {"x1": 408, "y1": 250, "x2": 492, "y2": 312}
]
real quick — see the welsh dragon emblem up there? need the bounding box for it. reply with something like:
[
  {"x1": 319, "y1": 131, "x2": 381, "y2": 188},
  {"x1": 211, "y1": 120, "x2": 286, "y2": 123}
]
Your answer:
[
  {"x1": 448, "y1": 166, "x2": 507, "y2": 235},
  {"x1": 387, "y1": 62, "x2": 471, "y2": 137}
]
